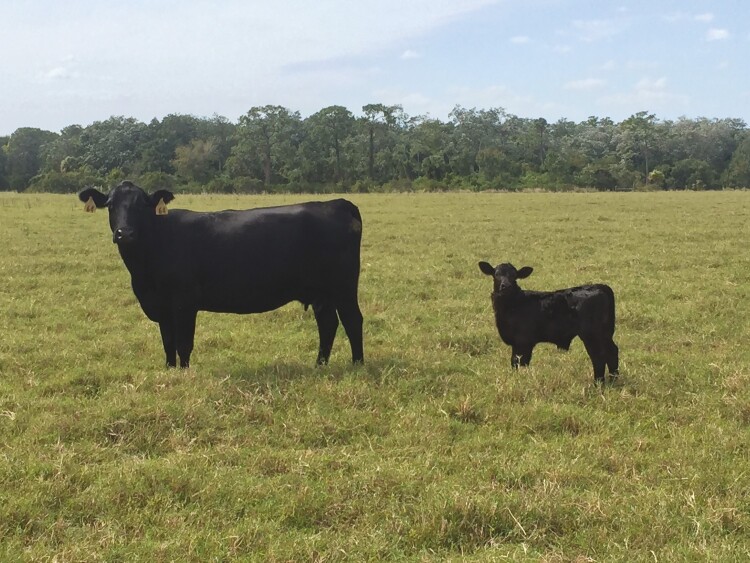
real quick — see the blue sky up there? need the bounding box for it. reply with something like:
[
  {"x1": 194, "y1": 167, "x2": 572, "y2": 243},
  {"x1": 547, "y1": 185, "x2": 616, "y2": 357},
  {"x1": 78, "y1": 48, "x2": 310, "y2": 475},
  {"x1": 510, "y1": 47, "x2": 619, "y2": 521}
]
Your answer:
[{"x1": 1, "y1": 0, "x2": 748, "y2": 135}]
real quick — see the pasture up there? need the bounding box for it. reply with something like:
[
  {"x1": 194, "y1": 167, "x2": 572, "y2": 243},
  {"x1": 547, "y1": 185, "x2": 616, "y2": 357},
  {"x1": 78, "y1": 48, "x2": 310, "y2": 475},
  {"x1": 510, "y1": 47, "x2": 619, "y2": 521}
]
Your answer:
[{"x1": 0, "y1": 190, "x2": 748, "y2": 561}]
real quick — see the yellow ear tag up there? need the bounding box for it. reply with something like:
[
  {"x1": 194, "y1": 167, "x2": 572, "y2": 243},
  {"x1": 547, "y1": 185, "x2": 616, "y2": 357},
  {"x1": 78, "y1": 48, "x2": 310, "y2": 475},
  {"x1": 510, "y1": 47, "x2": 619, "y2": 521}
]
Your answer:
[
  {"x1": 84, "y1": 196, "x2": 96, "y2": 213},
  {"x1": 155, "y1": 198, "x2": 168, "y2": 216}
]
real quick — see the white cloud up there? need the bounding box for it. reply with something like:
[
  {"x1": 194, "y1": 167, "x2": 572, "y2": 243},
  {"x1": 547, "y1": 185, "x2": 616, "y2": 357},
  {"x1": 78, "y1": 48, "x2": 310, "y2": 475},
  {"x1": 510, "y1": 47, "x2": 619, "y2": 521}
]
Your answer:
[
  {"x1": 571, "y1": 19, "x2": 621, "y2": 42},
  {"x1": 1, "y1": 0, "x2": 501, "y2": 130},
  {"x1": 43, "y1": 66, "x2": 78, "y2": 80},
  {"x1": 599, "y1": 76, "x2": 689, "y2": 112},
  {"x1": 626, "y1": 60, "x2": 659, "y2": 71},
  {"x1": 448, "y1": 84, "x2": 566, "y2": 118},
  {"x1": 3, "y1": 0, "x2": 749, "y2": 133},
  {"x1": 694, "y1": 13, "x2": 714, "y2": 23},
  {"x1": 370, "y1": 88, "x2": 448, "y2": 118},
  {"x1": 564, "y1": 78, "x2": 606, "y2": 91},
  {"x1": 663, "y1": 11, "x2": 714, "y2": 24},
  {"x1": 706, "y1": 28, "x2": 730, "y2": 41},
  {"x1": 6, "y1": 1, "x2": 499, "y2": 81},
  {"x1": 452, "y1": 84, "x2": 530, "y2": 107},
  {"x1": 635, "y1": 77, "x2": 667, "y2": 91},
  {"x1": 663, "y1": 12, "x2": 687, "y2": 23}
]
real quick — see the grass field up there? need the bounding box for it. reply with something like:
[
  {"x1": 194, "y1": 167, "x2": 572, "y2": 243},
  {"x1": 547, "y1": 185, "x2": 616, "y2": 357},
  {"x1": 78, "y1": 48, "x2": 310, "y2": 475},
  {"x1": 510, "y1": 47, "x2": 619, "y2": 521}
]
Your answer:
[{"x1": 1, "y1": 190, "x2": 749, "y2": 561}]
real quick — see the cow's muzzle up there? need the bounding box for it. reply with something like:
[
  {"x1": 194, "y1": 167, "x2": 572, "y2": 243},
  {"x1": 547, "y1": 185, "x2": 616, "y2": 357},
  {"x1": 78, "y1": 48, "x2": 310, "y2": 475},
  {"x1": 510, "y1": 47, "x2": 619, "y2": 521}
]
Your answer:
[{"x1": 113, "y1": 228, "x2": 136, "y2": 245}]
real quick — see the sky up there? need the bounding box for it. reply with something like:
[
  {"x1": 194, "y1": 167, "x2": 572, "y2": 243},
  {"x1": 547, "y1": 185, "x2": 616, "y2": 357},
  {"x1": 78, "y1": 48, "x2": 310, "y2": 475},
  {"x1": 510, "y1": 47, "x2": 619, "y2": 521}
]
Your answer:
[{"x1": 1, "y1": 0, "x2": 749, "y2": 136}]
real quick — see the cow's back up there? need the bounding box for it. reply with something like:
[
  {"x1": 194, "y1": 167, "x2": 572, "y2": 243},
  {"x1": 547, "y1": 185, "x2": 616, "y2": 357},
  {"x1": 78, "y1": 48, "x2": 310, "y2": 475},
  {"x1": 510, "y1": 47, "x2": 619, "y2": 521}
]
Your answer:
[{"x1": 148, "y1": 199, "x2": 362, "y2": 314}]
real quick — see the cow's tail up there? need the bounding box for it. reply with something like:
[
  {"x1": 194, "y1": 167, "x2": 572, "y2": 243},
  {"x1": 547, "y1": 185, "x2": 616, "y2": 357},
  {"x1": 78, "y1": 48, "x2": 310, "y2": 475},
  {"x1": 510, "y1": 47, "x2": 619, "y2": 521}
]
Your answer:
[
  {"x1": 602, "y1": 284, "x2": 616, "y2": 336},
  {"x1": 340, "y1": 199, "x2": 363, "y2": 254},
  {"x1": 338, "y1": 200, "x2": 362, "y2": 290},
  {"x1": 344, "y1": 200, "x2": 362, "y2": 237}
]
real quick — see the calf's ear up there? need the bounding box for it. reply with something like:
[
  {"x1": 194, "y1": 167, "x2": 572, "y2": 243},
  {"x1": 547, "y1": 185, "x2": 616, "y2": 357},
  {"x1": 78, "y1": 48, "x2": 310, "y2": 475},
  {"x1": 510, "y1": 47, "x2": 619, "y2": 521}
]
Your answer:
[
  {"x1": 517, "y1": 266, "x2": 534, "y2": 279},
  {"x1": 478, "y1": 261, "x2": 495, "y2": 276},
  {"x1": 78, "y1": 187, "x2": 108, "y2": 212},
  {"x1": 150, "y1": 190, "x2": 175, "y2": 216}
]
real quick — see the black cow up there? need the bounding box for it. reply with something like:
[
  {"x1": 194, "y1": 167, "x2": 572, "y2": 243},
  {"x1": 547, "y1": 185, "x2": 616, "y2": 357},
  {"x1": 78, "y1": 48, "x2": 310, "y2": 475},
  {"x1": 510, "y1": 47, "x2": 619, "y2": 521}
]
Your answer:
[
  {"x1": 80, "y1": 181, "x2": 364, "y2": 368},
  {"x1": 478, "y1": 261, "x2": 618, "y2": 383}
]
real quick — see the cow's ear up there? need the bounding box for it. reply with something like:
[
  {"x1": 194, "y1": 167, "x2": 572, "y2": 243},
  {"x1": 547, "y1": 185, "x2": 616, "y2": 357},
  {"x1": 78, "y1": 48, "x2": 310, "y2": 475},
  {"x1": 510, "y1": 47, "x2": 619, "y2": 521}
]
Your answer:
[
  {"x1": 478, "y1": 261, "x2": 495, "y2": 276},
  {"x1": 150, "y1": 190, "x2": 174, "y2": 216},
  {"x1": 78, "y1": 187, "x2": 108, "y2": 212},
  {"x1": 517, "y1": 266, "x2": 534, "y2": 279}
]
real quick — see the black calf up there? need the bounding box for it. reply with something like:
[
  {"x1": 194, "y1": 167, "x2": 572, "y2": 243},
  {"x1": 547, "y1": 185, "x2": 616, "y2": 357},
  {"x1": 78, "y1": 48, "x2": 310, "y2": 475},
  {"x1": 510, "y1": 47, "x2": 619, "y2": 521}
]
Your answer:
[{"x1": 478, "y1": 261, "x2": 619, "y2": 383}]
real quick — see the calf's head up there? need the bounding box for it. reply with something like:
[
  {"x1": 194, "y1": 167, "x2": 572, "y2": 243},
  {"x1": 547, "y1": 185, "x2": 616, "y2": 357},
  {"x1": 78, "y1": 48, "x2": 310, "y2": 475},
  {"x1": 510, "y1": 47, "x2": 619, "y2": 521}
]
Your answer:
[
  {"x1": 478, "y1": 261, "x2": 533, "y2": 295},
  {"x1": 79, "y1": 181, "x2": 174, "y2": 245}
]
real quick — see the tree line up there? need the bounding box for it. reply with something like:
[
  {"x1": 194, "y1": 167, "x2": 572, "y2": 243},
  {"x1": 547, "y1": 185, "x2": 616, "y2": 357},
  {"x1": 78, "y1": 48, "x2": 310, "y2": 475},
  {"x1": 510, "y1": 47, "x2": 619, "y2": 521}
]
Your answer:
[{"x1": 1, "y1": 105, "x2": 749, "y2": 194}]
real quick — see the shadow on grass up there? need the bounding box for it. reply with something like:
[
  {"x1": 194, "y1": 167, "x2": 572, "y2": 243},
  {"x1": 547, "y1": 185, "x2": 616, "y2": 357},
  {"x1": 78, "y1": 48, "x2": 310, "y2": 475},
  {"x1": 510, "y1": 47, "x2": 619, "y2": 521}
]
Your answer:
[{"x1": 225, "y1": 355, "x2": 415, "y2": 388}]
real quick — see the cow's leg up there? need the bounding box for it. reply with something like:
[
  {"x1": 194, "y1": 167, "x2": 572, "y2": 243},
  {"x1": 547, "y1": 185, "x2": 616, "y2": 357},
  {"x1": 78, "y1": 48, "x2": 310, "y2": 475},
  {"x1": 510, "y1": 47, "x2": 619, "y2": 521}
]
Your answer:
[
  {"x1": 159, "y1": 320, "x2": 177, "y2": 368},
  {"x1": 313, "y1": 303, "x2": 339, "y2": 365},
  {"x1": 582, "y1": 337, "x2": 606, "y2": 384},
  {"x1": 174, "y1": 308, "x2": 197, "y2": 369},
  {"x1": 606, "y1": 339, "x2": 619, "y2": 377},
  {"x1": 336, "y1": 295, "x2": 364, "y2": 364},
  {"x1": 511, "y1": 344, "x2": 533, "y2": 368}
]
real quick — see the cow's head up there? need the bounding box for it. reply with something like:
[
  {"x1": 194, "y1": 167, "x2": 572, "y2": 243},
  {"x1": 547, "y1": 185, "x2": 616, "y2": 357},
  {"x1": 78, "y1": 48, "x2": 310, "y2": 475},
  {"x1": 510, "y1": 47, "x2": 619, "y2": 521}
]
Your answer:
[
  {"x1": 79, "y1": 181, "x2": 174, "y2": 245},
  {"x1": 478, "y1": 261, "x2": 533, "y2": 295}
]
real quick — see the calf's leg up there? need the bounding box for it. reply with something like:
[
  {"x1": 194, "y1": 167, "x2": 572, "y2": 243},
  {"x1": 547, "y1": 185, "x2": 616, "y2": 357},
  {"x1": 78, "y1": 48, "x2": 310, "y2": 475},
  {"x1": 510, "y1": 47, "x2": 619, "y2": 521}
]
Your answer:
[
  {"x1": 582, "y1": 337, "x2": 607, "y2": 383},
  {"x1": 511, "y1": 344, "x2": 534, "y2": 368}
]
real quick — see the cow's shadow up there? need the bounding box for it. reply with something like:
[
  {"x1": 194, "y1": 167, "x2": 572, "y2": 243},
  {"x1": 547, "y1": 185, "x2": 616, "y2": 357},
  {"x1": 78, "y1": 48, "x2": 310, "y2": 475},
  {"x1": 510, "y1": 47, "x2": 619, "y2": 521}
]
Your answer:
[{"x1": 225, "y1": 355, "x2": 412, "y2": 389}]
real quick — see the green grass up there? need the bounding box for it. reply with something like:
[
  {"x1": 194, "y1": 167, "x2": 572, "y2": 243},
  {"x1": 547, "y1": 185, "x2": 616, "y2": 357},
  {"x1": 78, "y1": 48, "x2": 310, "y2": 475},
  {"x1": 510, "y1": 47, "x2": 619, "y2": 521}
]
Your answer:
[{"x1": 1, "y1": 191, "x2": 749, "y2": 561}]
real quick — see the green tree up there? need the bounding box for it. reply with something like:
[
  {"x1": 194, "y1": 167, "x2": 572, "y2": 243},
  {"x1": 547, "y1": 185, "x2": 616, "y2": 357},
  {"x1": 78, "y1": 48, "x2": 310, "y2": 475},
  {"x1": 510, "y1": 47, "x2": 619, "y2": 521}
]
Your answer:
[
  {"x1": 230, "y1": 106, "x2": 301, "y2": 189},
  {"x1": 79, "y1": 116, "x2": 148, "y2": 175},
  {"x1": 723, "y1": 134, "x2": 750, "y2": 187},
  {"x1": 361, "y1": 103, "x2": 406, "y2": 183},
  {"x1": 667, "y1": 158, "x2": 715, "y2": 190},
  {"x1": 409, "y1": 117, "x2": 453, "y2": 180},
  {"x1": 0, "y1": 136, "x2": 9, "y2": 190},
  {"x1": 567, "y1": 117, "x2": 622, "y2": 190},
  {"x1": 173, "y1": 139, "x2": 220, "y2": 183},
  {"x1": 200, "y1": 114, "x2": 236, "y2": 174},
  {"x1": 475, "y1": 146, "x2": 503, "y2": 179},
  {"x1": 302, "y1": 105, "x2": 356, "y2": 184},
  {"x1": 449, "y1": 106, "x2": 508, "y2": 177},
  {"x1": 516, "y1": 117, "x2": 549, "y2": 170},
  {"x1": 665, "y1": 117, "x2": 744, "y2": 187},
  {"x1": 362, "y1": 103, "x2": 387, "y2": 181},
  {"x1": 617, "y1": 111, "x2": 658, "y2": 183},
  {"x1": 139, "y1": 114, "x2": 202, "y2": 174},
  {"x1": 41, "y1": 125, "x2": 84, "y2": 173},
  {"x1": 2, "y1": 104, "x2": 749, "y2": 193},
  {"x1": 543, "y1": 120, "x2": 585, "y2": 186},
  {"x1": 5, "y1": 127, "x2": 58, "y2": 190}
]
